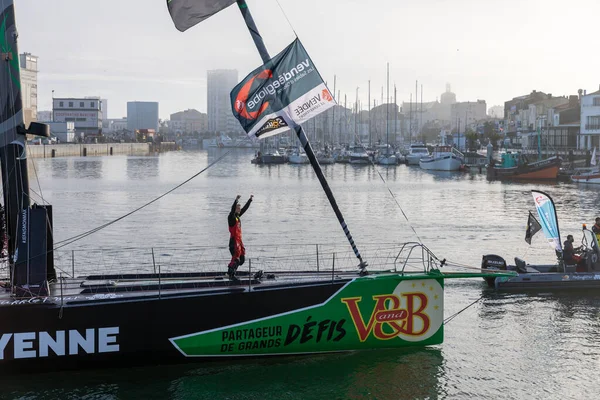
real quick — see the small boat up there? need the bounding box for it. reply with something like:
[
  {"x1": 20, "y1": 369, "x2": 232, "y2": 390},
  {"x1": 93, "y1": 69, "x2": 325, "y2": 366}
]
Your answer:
[
  {"x1": 405, "y1": 144, "x2": 429, "y2": 165},
  {"x1": 419, "y1": 146, "x2": 464, "y2": 171},
  {"x1": 486, "y1": 153, "x2": 561, "y2": 180},
  {"x1": 349, "y1": 146, "x2": 370, "y2": 164},
  {"x1": 333, "y1": 147, "x2": 350, "y2": 164},
  {"x1": 571, "y1": 147, "x2": 599, "y2": 183},
  {"x1": 317, "y1": 150, "x2": 335, "y2": 165},
  {"x1": 376, "y1": 144, "x2": 397, "y2": 165},
  {"x1": 288, "y1": 150, "x2": 309, "y2": 164},
  {"x1": 571, "y1": 170, "x2": 600, "y2": 184},
  {"x1": 481, "y1": 190, "x2": 600, "y2": 290},
  {"x1": 251, "y1": 150, "x2": 287, "y2": 164}
]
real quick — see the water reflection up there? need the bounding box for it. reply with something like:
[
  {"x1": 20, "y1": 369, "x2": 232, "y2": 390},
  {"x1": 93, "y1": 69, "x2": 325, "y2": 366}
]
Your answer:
[
  {"x1": 72, "y1": 159, "x2": 104, "y2": 180},
  {"x1": 0, "y1": 348, "x2": 445, "y2": 400},
  {"x1": 126, "y1": 156, "x2": 160, "y2": 180}
]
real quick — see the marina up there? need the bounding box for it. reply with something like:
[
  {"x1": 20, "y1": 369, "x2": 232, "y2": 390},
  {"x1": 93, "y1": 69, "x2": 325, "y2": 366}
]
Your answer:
[
  {"x1": 5, "y1": 0, "x2": 600, "y2": 397},
  {"x1": 3, "y1": 149, "x2": 600, "y2": 397}
]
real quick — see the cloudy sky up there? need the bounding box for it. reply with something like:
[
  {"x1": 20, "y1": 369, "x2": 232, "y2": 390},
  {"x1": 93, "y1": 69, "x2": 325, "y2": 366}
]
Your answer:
[{"x1": 18, "y1": 0, "x2": 600, "y2": 120}]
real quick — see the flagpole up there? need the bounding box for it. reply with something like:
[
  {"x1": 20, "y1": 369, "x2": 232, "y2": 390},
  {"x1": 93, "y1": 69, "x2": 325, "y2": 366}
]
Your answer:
[{"x1": 236, "y1": 0, "x2": 367, "y2": 271}]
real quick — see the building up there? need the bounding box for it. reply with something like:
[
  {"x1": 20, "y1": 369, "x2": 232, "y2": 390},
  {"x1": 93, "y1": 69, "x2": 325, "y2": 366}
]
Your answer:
[
  {"x1": 101, "y1": 99, "x2": 108, "y2": 119},
  {"x1": 207, "y1": 69, "x2": 240, "y2": 134},
  {"x1": 52, "y1": 97, "x2": 103, "y2": 137},
  {"x1": 580, "y1": 86, "x2": 600, "y2": 150},
  {"x1": 488, "y1": 105, "x2": 503, "y2": 119},
  {"x1": 170, "y1": 109, "x2": 208, "y2": 134},
  {"x1": 451, "y1": 100, "x2": 487, "y2": 131},
  {"x1": 46, "y1": 122, "x2": 76, "y2": 143},
  {"x1": 127, "y1": 101, "x2": 159, "y2": 132},
  {"x1": 37, "y1": 110, "x2": 52, "y2": 122},
  {"x1": 20, "y1": 53, "x2": 38, "y2": 126}
]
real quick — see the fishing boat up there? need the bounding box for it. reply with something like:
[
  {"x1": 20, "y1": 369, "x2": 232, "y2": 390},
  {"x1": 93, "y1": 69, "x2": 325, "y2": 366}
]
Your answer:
[
  {"x1": 405, "y1": 143, "x2": 429, "y2": 165},
  {"x1": 481, "y1": 190, "x2": 600, "y2": 290},
  {"x1": 486, "y1": 152, "x2": 561, "y2": 180},
  {"x1": 419, "y1": 146, "x2": 464, "y2": 171},
  {"x1": 0, "y1": 0, "x2": 511, "y2": 374}
]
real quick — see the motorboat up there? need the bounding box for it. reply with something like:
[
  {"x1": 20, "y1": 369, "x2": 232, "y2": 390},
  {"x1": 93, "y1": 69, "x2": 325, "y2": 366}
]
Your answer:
[
  {"x1": 481, "y1": 190, "x2": 600, "y2": 290},
  {"x1": 405, "y1": 144, "x2": 429, "y2": 165},
  {"x1": 349, "y1": 146, "x2": 370, "y2": 164}
]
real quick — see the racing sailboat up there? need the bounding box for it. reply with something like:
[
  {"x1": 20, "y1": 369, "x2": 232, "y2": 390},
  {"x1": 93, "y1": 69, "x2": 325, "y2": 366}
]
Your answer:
[{"x1": 0, "y1": 0, "x2": 511, "y2": 374}]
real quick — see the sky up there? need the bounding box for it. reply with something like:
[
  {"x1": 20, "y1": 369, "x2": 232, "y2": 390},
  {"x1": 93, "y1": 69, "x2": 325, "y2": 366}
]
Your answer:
[{"x1": 18, "y1": 0, "x2": 600, "y2": 120}]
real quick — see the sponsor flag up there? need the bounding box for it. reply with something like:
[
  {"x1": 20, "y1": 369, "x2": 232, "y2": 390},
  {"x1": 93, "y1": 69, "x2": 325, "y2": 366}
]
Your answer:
[
  {"x1": 230, "y1": 38, "x2": 336, "y2": 139},
  {"x1": 531, "y1": 190, "x2": 562, "y2": 252},
  {"x1": 166, "y1": 0, "x2": 237, "y2": 32},
  {"x1": 525, "y1": 211, "x2": 542, "y2": 245}
]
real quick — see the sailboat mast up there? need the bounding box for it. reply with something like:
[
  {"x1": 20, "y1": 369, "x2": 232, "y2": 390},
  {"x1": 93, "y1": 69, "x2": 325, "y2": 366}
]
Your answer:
[
  {"x1": 332, "y1": 75, "x2": 336, "y2": 145},
  {"x1": 386, "y1": 62, "x2": 389, "y2": 147},
  {"x1": 235, "y1": 0, "x2": 366, "y2": 268},
  {"x1": 394, "y1": 84, "x2": 397, "y2": 145},
  {"x1": 368, "y1": 80, "x2": 371, "y2": 146},
  {"x1": 409, "y1": 93, "x2": 412, "y2": 144}
]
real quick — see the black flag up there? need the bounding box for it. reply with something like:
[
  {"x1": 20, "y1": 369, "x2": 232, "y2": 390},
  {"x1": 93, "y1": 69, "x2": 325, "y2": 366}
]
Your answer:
[
  {"x1": 166, "y1": 0, "x2": 237, "y2": 32},
  {"x1": 525, "y1": 211, "x2": 542, "y2": 245}
]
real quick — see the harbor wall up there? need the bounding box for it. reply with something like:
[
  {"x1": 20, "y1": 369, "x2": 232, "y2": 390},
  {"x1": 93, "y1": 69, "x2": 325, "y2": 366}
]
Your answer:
[{"x1": 27, "y1": 143, "x2": 177, "y2": 158}]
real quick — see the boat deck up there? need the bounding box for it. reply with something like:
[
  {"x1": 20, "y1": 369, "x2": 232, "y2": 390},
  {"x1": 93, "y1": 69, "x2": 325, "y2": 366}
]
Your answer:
[{"x1": 0, "y1": 270, "x2": 368, "y2": 307}]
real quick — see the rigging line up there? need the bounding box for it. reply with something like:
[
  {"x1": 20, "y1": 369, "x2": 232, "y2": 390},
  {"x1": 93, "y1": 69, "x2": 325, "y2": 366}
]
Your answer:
[
  {"x1": 444, "y1": 294, "x2": 484, "y2": 325},
  {"x1": 352, "y1": 135, "x2": 423, "y2": 243},
  {"x1": 274, "y1": 0, "x2": 298, "y2": 37},
  {"x1": 53, "y1": 149, "x2": 234, "y2": 250},
  {"x1": 25, "y1": 143, "x2": 47, "y2": 205}
]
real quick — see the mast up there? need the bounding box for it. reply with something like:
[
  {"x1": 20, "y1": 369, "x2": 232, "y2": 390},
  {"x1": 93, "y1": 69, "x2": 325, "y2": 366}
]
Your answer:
[
  {"x1": 415, "y1": 80, "x2": 418, "y2": 140},
  {"x1": 386, "y1": 63, "x2": 389, "y2": 148},
  {"x1": 368, "y1": 80, "x2": 371, "y2": 146},
  {"x1": 236, "y1": 0, "x2": 366, "y2": 268},
  {"x1": 420, "y1": 84, "x2": 423, "y2": 140},
  {"x1": 332, "y1": 75, "x2": 336, "y2": 146},
  {"x1": 394, "y1": 84, "x2": 397, "y2": 145},
  {"x1": 0, "y1": 1, "x2": 53, "y2": 297},
  {"x1": 409, "y1": 93, "x2": 412, "y2": 144}
]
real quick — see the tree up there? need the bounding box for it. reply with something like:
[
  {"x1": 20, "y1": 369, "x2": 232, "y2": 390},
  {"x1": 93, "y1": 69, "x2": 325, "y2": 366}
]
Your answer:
[{"x1": 464, "y1": 129, "x2": 478, "y2": 151}]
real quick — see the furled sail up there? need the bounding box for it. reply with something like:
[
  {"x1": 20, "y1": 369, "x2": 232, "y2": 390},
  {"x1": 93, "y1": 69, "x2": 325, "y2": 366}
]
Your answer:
[
  {"x1": 531, "y1": 190, "x2": 562, "y2": 252},
  {"x1": 230, "y1": 39, "x2": 335, "y2": 139},
  {"x1": 166, "y1": 0, "x2": 237, "y2": 31}
]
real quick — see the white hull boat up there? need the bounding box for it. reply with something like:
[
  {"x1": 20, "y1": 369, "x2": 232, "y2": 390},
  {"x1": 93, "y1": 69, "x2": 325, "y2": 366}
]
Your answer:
[{"x1": 419, "y1": 146, "x2": 464, "y2": 171}]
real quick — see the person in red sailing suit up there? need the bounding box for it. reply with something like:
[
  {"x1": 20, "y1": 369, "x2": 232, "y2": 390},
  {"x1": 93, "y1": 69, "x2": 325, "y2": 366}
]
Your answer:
[{"x1": 227, "y1": 194, "x2": 253, "y2": 280}]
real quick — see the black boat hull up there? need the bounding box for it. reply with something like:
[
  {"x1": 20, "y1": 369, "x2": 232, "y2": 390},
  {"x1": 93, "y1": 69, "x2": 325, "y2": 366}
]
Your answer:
[{"x1": 0, "y1": 282, "x2": 346, "y2": 374}]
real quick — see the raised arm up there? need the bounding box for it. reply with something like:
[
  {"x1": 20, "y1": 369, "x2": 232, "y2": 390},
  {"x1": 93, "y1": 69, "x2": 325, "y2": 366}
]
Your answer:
[{"x1": 239, "y1": 195, "x2": 253, "y2": 217}]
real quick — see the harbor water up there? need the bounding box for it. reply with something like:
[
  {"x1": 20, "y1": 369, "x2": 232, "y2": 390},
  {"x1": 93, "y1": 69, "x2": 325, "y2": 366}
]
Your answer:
[{"x1": 3, "y1": 149, "x2": 600, "y2": 399}]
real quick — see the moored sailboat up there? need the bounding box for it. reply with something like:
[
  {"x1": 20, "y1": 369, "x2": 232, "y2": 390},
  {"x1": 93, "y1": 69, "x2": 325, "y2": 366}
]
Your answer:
[{"x1": 0, "y1": 0, "x2": 512, "y2": 374}]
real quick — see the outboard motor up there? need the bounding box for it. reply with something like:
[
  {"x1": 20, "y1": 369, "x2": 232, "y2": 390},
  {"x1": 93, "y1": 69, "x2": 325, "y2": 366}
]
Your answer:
[{"x1": 481, "y1": 254, "x2": 507, "y2": 288}]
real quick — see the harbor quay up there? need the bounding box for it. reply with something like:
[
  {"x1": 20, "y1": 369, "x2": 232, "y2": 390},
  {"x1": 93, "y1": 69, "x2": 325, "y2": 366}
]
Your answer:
[{"x1": 26, "y1": 142, "x2": 178, "y2": 158}]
